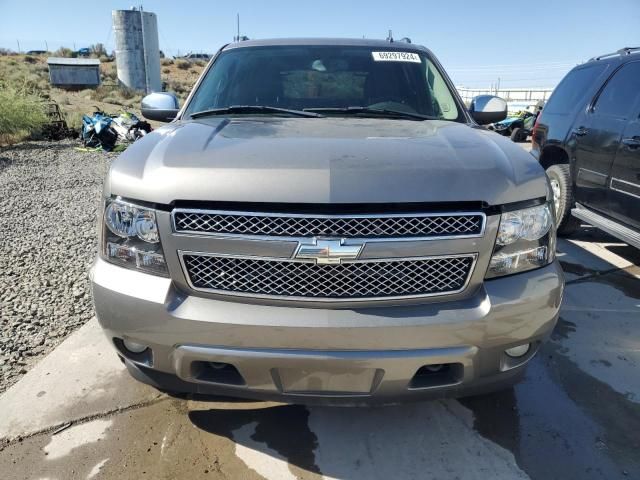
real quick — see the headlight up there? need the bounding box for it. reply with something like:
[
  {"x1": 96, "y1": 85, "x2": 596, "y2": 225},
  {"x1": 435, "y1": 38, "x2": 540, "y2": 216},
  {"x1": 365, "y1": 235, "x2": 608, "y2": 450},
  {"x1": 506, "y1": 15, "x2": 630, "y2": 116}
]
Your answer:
[
  {"x1": 101, "y1": 198, "x2": 168, "y2": 276},
  {"x1": 486, "y1": 203, "x2": 555, "y2": 278}
]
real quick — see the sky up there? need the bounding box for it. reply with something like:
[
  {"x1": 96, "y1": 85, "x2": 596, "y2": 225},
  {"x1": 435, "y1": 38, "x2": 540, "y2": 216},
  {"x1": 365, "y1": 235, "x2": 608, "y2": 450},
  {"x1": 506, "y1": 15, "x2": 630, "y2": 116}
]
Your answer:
[{"x1": 1, "y1": 0, "x2": 638, "y2": 89}]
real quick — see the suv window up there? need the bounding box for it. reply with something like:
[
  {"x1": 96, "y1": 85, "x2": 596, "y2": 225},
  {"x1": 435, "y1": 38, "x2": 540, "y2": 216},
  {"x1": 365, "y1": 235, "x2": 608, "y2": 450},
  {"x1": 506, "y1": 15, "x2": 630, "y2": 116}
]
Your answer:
[
  {"x1": 184, "y1": 45, "x2": 461, "y2": 121},
  {"x1": 544, "y1": 64, "x2": 607, "y2": 114},
  {"x1": 593, "y1": 61, "x2": 640, "y2": 118}
]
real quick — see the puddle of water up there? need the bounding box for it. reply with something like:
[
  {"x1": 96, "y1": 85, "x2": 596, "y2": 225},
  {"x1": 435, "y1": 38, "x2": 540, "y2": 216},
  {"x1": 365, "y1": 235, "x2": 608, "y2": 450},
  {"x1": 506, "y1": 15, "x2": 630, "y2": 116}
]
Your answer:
[
  {"x1": 233, "y1": 421, "x2": 298, "y2": 480},
  {"x1": 0, "y1": 400, "x2": 253, "y2": 480},
  {"x1": 560, "y1": 260, "x2": 603, "y2": 277},
  {"x1": 463, "y1": 334, "x2": 640, "y2": 480},
  {"x1": 551, "y1": 317, "x2": 577, "y2": 341},
  {"x1": 188, "y1": 403, "x2": 320, "y2": 476}
]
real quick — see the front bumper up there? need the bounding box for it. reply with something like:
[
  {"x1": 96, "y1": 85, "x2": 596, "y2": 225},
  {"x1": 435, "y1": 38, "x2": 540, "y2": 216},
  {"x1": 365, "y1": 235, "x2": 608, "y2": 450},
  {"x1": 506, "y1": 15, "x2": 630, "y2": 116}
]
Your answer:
[{"x1": 91, "y1": 258, "x2": 564, "y2": 404}]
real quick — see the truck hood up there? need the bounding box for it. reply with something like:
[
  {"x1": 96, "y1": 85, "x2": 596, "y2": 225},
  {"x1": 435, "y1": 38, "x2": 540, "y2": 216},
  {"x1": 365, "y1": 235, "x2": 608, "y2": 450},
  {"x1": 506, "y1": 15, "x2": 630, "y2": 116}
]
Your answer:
[{"x1": 109, "y1": 117, "x2": 547, "y2": 206}]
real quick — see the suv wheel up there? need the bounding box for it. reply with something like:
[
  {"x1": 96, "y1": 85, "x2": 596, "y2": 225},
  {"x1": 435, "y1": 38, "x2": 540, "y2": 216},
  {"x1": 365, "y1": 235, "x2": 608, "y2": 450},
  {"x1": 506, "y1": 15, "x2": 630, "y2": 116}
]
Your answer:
[
  {"x1": 510, "y1": 127, "x2": 527, "y2": 142},
  {"x1": 546, "y1": 164, "x2": 580, "y2": 236}
]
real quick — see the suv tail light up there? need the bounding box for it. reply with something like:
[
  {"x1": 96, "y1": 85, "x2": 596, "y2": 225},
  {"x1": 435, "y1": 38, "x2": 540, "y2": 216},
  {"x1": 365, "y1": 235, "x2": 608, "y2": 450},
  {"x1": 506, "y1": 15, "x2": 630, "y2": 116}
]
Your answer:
[{"x1": 531, "y1": 114, "x2": 541, "y2": 149}]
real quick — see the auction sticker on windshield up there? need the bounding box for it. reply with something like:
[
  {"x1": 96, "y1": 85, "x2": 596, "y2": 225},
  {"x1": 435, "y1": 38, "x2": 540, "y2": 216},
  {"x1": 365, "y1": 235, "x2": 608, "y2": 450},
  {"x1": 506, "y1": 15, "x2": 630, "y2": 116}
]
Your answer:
[{"x1": 371, "y1": 51, "x2": 421, "y2": 63}]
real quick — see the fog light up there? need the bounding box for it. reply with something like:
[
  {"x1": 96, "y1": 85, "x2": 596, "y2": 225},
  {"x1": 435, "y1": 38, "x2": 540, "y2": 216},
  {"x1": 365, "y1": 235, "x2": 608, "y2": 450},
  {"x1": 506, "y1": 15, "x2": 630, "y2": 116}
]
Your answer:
[
  {"x1": 424, "y1": 364, "x2": 443, "y2": 372},
  {"x1": 123, "y1": 339, "x2": 148, "y2": 354},
  {"x1": 505, "y1": 343, "x2": 531, "y2": 358},
  {"x1": 209, "y1": 362, "x2": 228, "y2": 369}
]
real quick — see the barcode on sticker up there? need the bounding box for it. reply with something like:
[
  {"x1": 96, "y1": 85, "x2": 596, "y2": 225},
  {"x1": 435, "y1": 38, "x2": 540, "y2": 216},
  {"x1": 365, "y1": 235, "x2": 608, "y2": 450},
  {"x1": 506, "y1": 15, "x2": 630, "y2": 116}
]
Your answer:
[{"x1": 372, "y1": 51, "x2": 421, "y2": 63}]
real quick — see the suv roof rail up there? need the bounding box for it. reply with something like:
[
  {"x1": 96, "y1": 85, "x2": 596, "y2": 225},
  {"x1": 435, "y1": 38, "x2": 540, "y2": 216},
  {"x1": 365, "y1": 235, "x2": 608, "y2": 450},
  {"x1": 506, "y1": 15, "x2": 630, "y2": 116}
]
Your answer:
[{"x1": 589, "y1": 47, "x2": 640, "y2": 62}]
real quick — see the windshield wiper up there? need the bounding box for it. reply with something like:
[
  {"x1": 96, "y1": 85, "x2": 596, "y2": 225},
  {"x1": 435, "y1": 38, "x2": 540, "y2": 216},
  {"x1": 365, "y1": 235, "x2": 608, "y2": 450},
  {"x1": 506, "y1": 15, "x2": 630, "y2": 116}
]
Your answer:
[
  {"x1": 190, "y1": 105, "x2": 323, "y2": 119},
  {"x1": 304, "y1": 107, "x2": 437, "y2": 121}
]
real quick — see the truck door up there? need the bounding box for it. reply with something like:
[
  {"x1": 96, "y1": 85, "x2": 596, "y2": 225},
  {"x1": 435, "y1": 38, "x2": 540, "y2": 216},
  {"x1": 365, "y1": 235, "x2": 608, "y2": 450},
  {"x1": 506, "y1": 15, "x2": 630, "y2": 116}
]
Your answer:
[
  {"x1": 572, "y1": 61, "x2": 640, "y2": 215},
  {"x1": 608, "y1": 78, "x2": 640, "y2": 230}
]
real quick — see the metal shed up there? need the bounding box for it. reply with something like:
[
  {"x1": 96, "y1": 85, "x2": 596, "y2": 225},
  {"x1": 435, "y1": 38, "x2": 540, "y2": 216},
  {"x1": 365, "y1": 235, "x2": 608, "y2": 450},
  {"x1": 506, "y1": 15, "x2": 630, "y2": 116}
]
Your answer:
[{"x1": 47, "y1": 57, "x2": 101, "y2": 88}]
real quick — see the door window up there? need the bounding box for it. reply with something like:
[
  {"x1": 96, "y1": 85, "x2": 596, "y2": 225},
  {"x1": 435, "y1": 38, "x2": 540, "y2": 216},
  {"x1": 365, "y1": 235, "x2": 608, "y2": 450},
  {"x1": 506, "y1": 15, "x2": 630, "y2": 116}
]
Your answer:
[
  {"x1": 544, "y1": 64, "x2": 606, "y2": 114},
  {"x1": 593, "y1": 62, "x2": 640, "y2": 119}
]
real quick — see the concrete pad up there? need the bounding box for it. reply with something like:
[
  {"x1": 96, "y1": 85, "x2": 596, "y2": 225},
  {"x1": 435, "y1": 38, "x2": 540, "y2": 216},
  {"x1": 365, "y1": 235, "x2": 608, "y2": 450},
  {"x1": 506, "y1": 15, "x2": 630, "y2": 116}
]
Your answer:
[
  {"x1": 306, "y1": 401, "x2": 528, "y2": 480},
  {"x1": 567, "y1": 238, "x2": 638, "y2": 271},
  {"x1": 0, "y1": 318, "x2": 162, "y2": 442},
  {"x1": 556, "y1": 238, "x2": 624, "y2": 282},
  {"x1": 559, "y1": 275, "x2": 640, "y2": 402},
  {"x1": 43, "y1": 419, "x2": 112, "y2": 460},
  {"x1": 1, "y1": 397, "x2": 524, "y2": 480}
]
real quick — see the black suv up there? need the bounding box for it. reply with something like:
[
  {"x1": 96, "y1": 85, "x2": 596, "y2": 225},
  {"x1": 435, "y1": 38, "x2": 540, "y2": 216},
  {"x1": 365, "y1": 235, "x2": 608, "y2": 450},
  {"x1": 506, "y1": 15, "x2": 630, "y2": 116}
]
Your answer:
[{"x1": 532, "y1": 47, "x2": 640, "y2": 248}]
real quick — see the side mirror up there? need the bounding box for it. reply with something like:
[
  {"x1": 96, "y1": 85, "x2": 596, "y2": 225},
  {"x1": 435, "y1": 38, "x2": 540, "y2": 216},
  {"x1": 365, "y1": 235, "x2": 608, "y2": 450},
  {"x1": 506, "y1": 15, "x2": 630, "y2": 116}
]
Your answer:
[
  {"x1": 141, "y1": 92, "x2": 180, "y2": 122},
  {"x1": 469, "y1": 95, "x2": 508, "y2": 125}
]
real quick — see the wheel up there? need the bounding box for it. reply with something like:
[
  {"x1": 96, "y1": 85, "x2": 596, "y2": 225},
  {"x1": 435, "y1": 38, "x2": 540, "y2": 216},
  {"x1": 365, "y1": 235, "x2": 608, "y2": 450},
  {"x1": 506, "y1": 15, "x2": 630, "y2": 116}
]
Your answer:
[
  {"x1": 546, "y1": 164, "x2": 581, "y2": 236},
  {"x1": 510, "y1": 127, "x2": 527, "y2": 142}
]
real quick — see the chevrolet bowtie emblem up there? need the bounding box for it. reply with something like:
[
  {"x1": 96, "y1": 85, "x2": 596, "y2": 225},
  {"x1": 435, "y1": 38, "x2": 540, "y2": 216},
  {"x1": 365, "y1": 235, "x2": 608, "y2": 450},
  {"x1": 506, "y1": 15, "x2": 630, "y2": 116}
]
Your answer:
[{"x1": 294, "y1": 239, "x2": 363, "y2": 264}]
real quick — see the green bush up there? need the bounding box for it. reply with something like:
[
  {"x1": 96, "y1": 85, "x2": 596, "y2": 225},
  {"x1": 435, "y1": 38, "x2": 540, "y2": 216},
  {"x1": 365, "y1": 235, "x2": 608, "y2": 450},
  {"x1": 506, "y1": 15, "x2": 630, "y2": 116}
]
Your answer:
[
  {"x1": 65, "y1": 111, "x2": 83, "y2": 130},
  {"x1": 167, "y1": 79, "x2": 190, "y2": 95},
  {"x1": 23, "y1": 55, "x2": 38, "y2": 64},
  {"x1": 118, "y1": 86, "x2": 137, "y2": 100},
  {"x1": 89, "y1": 84, "x2": 141, "y2": 106},
  {"x1": 101, "y1": 95, "x2": 121, "y2": 105},
  {"x1": 176, "y1": 59, "x2": 190, "y2": 70},
  {"x1": 90, "y1": 43, "x2": 107, "y2": 57},
  {"x1": 161, "y1": 58, "x2": 174, "y2": 66},
  {"x1": 102, "y1": 68, "x2": 117, "y2": 81},
  {"x1": 90, "y1": 85, "x2": 111, "y2": 102},
  {"x1": 53, "y1": 47, "x2": 75, "y2": 58},
  {"x1": 0, "y1": 86, "x2": 47, "y2": 143}
]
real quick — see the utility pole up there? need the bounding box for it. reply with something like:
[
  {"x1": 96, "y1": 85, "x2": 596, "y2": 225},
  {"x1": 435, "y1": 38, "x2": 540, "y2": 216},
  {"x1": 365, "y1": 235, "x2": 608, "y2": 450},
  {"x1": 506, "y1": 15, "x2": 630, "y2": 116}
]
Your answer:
[
  {"x1": 234, "y1": 13, "x2": 240, "y2": 42},
  {"x1": 16, "y1": 39, "x2": 20, "y2": 53},
  {"x1": 45, "y1": 40, "x2": 48, "y2": 52}
]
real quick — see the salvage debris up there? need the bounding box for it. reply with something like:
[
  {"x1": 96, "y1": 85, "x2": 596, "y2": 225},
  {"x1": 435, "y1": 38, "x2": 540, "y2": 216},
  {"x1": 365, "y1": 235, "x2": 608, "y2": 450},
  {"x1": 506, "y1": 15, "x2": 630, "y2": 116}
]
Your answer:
[
  {"x1": 81, "y1": 109, "x2": 151, "y2": 151},
  {"x1": 52, "y1": 422, "x2": 72, "y2": 435}
]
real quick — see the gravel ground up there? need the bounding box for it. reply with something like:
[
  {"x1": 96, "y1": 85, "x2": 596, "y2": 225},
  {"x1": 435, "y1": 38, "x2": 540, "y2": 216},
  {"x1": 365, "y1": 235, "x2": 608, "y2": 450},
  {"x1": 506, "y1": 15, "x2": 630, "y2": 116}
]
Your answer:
[{"x1": 0, "y1": 141, "x2": 116, "y2": 393}]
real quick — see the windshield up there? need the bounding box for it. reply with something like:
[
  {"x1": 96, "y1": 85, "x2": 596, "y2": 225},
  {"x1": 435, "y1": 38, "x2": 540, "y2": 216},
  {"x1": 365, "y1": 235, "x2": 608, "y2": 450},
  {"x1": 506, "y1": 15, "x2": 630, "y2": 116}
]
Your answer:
[{"x1": 183, "y1": 45, "x2": 462, "y2": 121}]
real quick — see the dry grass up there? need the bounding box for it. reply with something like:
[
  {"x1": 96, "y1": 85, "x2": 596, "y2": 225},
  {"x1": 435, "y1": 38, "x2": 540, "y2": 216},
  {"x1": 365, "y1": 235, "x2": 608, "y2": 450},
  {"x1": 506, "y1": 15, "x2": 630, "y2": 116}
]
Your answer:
[
  {"x1": 0, "y1": 53, "x2": 206, "y2": 144},
  {"x1": 176, "y1": 59, "x2": 190, "y2": 70}
]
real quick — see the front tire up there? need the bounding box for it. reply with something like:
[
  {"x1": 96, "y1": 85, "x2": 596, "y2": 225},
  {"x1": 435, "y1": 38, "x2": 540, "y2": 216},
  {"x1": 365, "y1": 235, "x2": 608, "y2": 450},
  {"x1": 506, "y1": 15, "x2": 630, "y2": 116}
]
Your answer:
[
  {"x1": 546, "y1": 164, "x2": 580, "y2": 236},
  {"x1": 510, "y1": 127, "x2": 527, "y2": 142}
]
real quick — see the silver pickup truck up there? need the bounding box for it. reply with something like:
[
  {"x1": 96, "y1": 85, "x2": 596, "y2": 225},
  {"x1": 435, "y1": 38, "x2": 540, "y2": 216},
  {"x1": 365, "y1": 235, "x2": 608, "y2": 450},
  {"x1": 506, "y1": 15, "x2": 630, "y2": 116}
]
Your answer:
[{"x1": 90, "y1": 38, "x2": 564, "y2": 404}]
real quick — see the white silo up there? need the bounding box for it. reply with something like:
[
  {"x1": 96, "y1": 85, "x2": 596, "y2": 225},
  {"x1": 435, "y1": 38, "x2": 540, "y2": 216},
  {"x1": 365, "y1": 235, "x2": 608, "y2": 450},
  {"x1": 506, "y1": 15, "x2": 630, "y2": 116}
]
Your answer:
[{"x1": 112, "y1": 8, "x2": 161, "y2": 93}]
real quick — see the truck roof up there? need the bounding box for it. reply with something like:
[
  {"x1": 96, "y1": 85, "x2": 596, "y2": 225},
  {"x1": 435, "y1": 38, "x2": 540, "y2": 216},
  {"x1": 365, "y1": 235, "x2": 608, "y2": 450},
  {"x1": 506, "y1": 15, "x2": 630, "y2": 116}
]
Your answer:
[{"x1": 223, "y1": 37, "x2": 428, "y2": 52}]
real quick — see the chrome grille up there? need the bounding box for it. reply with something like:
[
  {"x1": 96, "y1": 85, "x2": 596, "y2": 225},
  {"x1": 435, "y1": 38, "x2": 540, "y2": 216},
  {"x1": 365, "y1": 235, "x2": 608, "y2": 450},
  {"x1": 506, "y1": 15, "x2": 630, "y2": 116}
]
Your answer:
[
  {"x1": 173, "y1": 210, "x2": 484, "y2": 238},
  {"x1": 181, "y1": 254, "x2": 475, "y2": 300}
]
